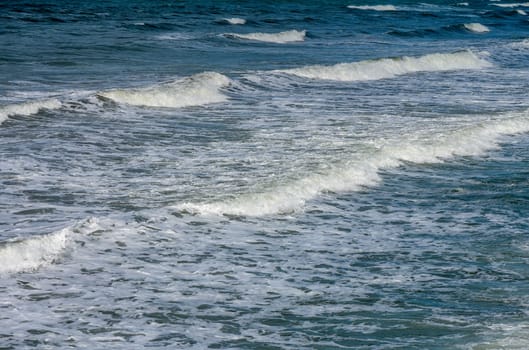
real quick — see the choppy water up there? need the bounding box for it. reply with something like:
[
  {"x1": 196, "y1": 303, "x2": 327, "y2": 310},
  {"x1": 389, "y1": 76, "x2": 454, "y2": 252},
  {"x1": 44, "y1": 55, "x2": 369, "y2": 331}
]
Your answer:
[{"x1": 2, "y1": 0, "x2": 529, "y2": 348}]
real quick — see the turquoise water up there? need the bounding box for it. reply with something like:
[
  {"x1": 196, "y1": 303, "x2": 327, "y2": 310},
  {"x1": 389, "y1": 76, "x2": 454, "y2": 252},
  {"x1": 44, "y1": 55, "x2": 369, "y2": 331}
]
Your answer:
[{"x1": 1, "y1": 1, "x2": 529, "y2": 348}]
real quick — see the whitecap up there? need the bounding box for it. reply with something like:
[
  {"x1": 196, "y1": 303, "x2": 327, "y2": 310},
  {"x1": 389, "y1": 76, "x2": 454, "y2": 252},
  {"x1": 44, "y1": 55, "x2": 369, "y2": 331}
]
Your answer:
[
  {"x1": 492, "y1": 2, "x2": 529, "y2": 7},
  {"x1": 0, "y1": 99, "x2": 61, "y2": 125},
  {"x1": 97, "y1": 72, "x2": 231, "y2": 108},
  {"x1": 223, "y1": 17, "x2": 246, "y2": 25},
  {"x1": 347, "y1": 5, "x2": 397, "y2": 11},
  {"x1": 174, "y1": 110, "x2": 529, "y2": 217},
  {"x1": 517, "y1": 8, "x2": 528, "y2": 14},
  {"x1": 225, "y1": 30, "x2": 306, "y2": 44},
  {"x1": 277, "y1": 50, "x2": 491, "y2": 82},
  {"x1": 0, "y1": 228, "x2": 70, "y2": 274},
  {"x1": 464, "y1": 23, "x2": 491, "y2": 33}
]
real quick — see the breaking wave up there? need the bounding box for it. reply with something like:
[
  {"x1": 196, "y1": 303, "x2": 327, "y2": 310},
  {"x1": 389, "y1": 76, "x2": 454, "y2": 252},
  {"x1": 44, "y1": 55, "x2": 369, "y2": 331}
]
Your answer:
[
  {"x1": 464, "y1": 23, "x2": 490, "y2": 33},
  {"x1": 225, "y1": 30, "x2": 306, "y2": 43},
  {"x1": 175, "y1": 111, "x2": 529, "y2": 217},
  {"x1": 492, "y1": 2, "x2": 529, "y2": 8},
  {"x1": 0, "y1": 99, "x2": 61, "y2": 125},
  {"x1": 97, "y1": 72, "x2": 231, "y2": 108},
  {"x1": 277, "y1": 50, "x2": 491, "y2": 82},
  {"x1": 223, "y1": 17, "x2": 246, "y2": 25},
  {"x1": 347, "y1": 5, "x2": 397, "y2": 11},
  {"x1": 0, "y1": 228, "x2": 70, "y2": 274}
]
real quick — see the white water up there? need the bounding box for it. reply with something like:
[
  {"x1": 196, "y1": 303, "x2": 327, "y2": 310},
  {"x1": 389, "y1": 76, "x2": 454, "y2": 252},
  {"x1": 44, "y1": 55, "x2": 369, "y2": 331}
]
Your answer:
[
  {"x1": 97, "y1": 72, "x2": 231, "y2": 108},
  {"x1": 226, "y1": 30, "x2": 306, "y2": 43},
  {"x1": 278, "y1": 50, "x2": 491, "y2": 82},
  {"x1": 0, "y1": 99, "x2": 61, "y2": 125},
  {"x1": 492, "y1": 2, "x2": 529, "y2": 7},
  {"x1": 464, "y1": 23, "x2": 491, "y2": 33},
  {"x1": 347, "y1": 5, "x2": 397, "y2": 11},
  {"x1": 517, "y1": 9, "x2": 528, "y2": 14},
  {"x1": 175, "y1": 111, "x2": 529, "y2": 217},
  {"x1": 0, "y1": 228, "x2": 70, "y2": 274},
  {"x1": 223, "y1": 17, "x2": 246, "y2": 25}
]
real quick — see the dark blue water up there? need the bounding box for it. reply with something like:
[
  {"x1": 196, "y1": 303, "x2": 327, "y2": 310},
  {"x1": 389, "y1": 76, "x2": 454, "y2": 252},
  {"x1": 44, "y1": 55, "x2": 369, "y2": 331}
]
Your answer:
[{"x1": 1, "y1": 0, "x2": 529, "y2": 348}]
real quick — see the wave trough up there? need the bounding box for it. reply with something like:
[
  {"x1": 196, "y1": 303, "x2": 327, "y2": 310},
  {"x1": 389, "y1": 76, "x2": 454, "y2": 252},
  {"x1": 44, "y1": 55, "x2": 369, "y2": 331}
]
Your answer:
[
  {"x1": 277, "y1": 50, "x2": 491, "y2": 82},
  {"x1": 98, "y1": 72, "x2": 231, "y2": 108}
]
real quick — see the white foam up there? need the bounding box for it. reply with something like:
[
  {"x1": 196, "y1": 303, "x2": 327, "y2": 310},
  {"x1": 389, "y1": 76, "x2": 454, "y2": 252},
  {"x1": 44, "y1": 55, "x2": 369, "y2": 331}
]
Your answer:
[
  {"x1": 510, "y1": 39, "x2": 529, "y2": 48},
  {"x1": 0, "y1": 228, "x2": 70, "y2": 274},
  {"x1": 517, "y1": 9, "x2": 528, "y2": 14},
  {"x1": 174, "y1": 111, "x2": 529, "y2": 217},
  {"x1": 224, "y1": 17, "x2": 246, "y2": 25},
  {"x1": 464, "y1": 23, "x2": 491, "y2": 33},
  {"x1": 0, "y1": 99, "x2": 61, "y2": 125},
  {"x1": 492, "y1": 2, "x2": 529, "y2": 7},
  {"x1": 458, "y1": 2, "x2": 469, "y2": 6},
  {"x1": 226, "y1": 30, "x2": 306, "y2": 44},
  {"x1": 278, "y1": 50, "x2": 491, "y2": 82},
  {"x1": 97, "y1": 72, "x2": 231, "y2": 108},
  {"x1": 347, "y1": 5, "x2": 397, "y2": 11}
]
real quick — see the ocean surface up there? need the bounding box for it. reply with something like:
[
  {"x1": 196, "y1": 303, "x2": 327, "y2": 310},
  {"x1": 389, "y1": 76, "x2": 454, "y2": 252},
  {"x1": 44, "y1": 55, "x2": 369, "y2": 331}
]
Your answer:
[{"x1": 2, "y1": 0, "x2": 529, "y2": 348}]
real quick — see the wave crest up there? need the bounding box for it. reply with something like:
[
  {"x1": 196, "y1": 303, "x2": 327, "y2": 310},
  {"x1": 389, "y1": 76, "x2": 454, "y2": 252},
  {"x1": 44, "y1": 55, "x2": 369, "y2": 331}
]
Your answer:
[
  {"x1": 277, "y1": 50, "x2": 491, "y2": 82},
  {"x1": 0, "y1": 99, "x2": 61, "y2": 125},
  {"x1": 348, "y1": 5, "x2": 397, "y2": 11},
  {"x1": 464, "y1": 23, "x2": 490, "y2": 33},
  {"x1": 98, "y1": 72, "x2": 231, "y2": 108},
  {"x1": 226, "y1": 30, "x2": 306, "y2": 43},
  {"x1": 0, "y1": 228, "x2": 70, "y2": 274},
  {"x1": 174, "y1": 111, "x2": 529, "y2": 217}
]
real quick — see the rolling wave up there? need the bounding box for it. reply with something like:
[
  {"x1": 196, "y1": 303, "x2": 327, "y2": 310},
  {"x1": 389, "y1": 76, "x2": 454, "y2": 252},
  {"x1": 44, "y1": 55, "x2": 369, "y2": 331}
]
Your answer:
[
  {"x1": 97, "y1": 72, "x2": 231, "y2": 108},
  {"x1": 277, "y1": 50, "x2": 491, "y2": 82},
  {"x1": 347, "y1": 5, "x2": 397, "y2": 11},
  {"x1": 0, "y1": 99, "x2": 61, "y2": 125},
  {"x1": 464, "y1": 23, "x2": 490, "y2": 33},
  {"x1": 174, "y1": 110, "x2": 529, "y2": 217},
  {"x1": 225, "y1": 30, "x2": 306, "y2": 43},
  {"x1": 222, "y1": 17, "x2": 246, "y2": 25}
]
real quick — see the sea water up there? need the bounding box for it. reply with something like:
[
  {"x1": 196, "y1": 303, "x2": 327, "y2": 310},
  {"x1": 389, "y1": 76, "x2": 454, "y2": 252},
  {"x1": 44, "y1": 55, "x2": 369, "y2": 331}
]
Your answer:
[{"x1": 1, "y1": 0, "x2": 529, "y2": 348}]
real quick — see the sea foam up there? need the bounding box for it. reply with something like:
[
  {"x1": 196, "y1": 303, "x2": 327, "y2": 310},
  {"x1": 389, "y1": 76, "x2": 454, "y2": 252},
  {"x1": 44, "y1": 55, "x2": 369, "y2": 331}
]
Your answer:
[
  {"x1": 277, "y1": 50, "x2": 491, "y2": 82},
  {"x1": 464, "y1": 23, "x2": 490, "y2": 33},
  {"x1": 0, "y1": 228, "x2": 70, "y2": 274},
  {"x1": 0, "y1": 99, "x2": 61, "y2": 125},
  {"x1": 347, "y1": 5, "x2": 397, "y2": 11},
  {"x1": 226, "y1": 30, "x2": 306, "y2": 44},
  {"x1": 175, "y1": 111, "x2": 529, "y2": 217},
  {"x1": 98, "y1": 72, "x2": 231, "y2": 108}
]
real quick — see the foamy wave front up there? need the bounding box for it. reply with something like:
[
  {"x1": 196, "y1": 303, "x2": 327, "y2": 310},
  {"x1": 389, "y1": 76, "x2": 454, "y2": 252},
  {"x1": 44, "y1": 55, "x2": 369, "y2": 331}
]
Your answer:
[
  {"x1": 493, "y1": 2, "x2": 529, "y2": 7},
  {"x1": 464, "y1": 23, "x2": 490, "y2": 33},
  {"x1": 0, "y1": 228, "x2": 70, "y2": 274},
  {"x1": 98, "y1": 72, "x2": 231, "y2": 108},
  {"x1": 277, "y1": 50, "x2": 491, "y2": 82},
  {"x1": 347, "y1": 5, "x2": 397, "y2": 11},
  {"x1": 174, "y1": 111, "x2": 529, "y2": 217},
  {"x1": 0, "y1": 99, "x2": 61, "y2": 125},
  {"x1": 226, "y1": 30, "x2": 306, "y2": 44},
  {"x1": 224, "y1": 17, "x2": 246, "y2": 25}
]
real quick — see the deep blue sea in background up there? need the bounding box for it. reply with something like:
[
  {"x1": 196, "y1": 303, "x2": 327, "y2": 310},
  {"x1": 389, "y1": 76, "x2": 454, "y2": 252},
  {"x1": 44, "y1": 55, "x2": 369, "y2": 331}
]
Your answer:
[{"x1": 2, "y1": 0, "x2": 529, "y2": 348}]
